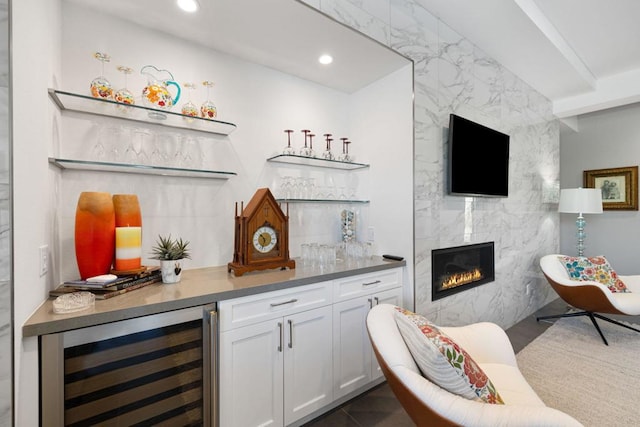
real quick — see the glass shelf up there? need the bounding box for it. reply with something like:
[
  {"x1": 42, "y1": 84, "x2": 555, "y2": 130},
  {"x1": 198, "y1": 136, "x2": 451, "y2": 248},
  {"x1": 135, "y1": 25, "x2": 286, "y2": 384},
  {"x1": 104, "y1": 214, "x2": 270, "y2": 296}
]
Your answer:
[
  {"x1": 276, "y1": 198, "x2": 369, "y2": 204},
  {"x1": 267, "y1": 154, "x2": 369, "y2": 170},
  {"x1": 49, "y1": 158, "x2": 237, "y2": 180},
  {"x1": 49, "y1": 89, "x2": 237, "y2": 136}
]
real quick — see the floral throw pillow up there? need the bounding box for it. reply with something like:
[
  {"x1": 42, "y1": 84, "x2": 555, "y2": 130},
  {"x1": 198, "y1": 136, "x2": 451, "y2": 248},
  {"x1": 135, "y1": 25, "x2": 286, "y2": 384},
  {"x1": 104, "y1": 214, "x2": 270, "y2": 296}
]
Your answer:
[
  {"x1": 558, "y1": 255, "x2": 630, "y2": 293},
  {"x1": 394, "y1": 307, "x2": 504, "y2": 404}
]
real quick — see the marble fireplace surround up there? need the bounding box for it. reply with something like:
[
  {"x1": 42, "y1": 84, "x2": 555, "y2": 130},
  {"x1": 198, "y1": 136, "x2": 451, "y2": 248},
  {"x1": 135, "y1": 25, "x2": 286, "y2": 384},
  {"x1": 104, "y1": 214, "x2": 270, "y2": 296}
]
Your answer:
[{"x1": 431, "y1": 242, "x2": 495, "y2": 301}]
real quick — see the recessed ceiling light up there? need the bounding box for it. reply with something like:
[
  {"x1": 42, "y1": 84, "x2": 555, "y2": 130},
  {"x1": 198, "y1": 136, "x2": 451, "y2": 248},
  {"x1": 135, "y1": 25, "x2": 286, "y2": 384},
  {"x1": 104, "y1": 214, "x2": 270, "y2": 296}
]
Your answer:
[
  {"x1": 318, "y1": 54, "x2": 333, "y2": 65},
  {"x1": 177, "y1": 0, "x2": 199, "y2": 13}
]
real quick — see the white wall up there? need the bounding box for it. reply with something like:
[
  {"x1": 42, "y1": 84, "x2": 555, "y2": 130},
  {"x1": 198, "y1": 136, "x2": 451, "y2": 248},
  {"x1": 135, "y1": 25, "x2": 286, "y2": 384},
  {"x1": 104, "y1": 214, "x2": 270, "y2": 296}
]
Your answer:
[
  {"x1": 560, "y1": 104, "x2": 640, "y2": 274},
  {"x1": 13, "y1": 0, "x2": 61, "y2": 426},
  {"x1": 350, "y1": 64, "x2": 415, "y2": 305},
  {"x1": 54, "y1": 2, "x2": 412, "y2": 281}
]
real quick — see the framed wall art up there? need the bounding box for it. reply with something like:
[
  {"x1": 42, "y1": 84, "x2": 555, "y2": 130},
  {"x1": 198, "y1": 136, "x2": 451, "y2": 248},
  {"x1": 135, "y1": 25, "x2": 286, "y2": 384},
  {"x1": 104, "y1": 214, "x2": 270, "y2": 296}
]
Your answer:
[{"x1": 583, "y1": 166, "x2": 638, "y2": 210}]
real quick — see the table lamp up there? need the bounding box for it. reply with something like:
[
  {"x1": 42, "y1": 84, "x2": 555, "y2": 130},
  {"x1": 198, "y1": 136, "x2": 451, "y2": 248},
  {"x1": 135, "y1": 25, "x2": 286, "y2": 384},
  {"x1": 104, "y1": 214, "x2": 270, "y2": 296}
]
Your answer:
[{"x1": 558, "y1": 188, "x2": 603, "y2": 256}]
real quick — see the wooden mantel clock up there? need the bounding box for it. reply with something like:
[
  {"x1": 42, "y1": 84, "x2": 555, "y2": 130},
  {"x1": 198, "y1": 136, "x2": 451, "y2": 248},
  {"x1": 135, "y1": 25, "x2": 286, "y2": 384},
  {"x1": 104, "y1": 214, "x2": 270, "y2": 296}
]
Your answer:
[{"x1": 228, "y1": 188, "x2": 295, "y2": 276}]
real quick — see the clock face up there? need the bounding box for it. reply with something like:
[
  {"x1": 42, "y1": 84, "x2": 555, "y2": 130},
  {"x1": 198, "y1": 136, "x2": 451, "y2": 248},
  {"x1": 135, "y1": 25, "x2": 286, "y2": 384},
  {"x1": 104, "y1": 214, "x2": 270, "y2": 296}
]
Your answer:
[{"x1": 253, "y1": 226, "x2": 278, "y2": 253}]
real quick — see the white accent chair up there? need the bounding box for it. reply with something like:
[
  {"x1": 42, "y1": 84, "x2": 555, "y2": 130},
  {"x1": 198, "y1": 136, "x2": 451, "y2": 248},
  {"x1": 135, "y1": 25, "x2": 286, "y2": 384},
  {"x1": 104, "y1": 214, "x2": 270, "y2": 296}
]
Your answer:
[
  {"x1": 366, "y1": 304, "x2": 583, "y2": 427},
  {"x1": 538, "y1": 254, "x2": 640, "y2": 345}
]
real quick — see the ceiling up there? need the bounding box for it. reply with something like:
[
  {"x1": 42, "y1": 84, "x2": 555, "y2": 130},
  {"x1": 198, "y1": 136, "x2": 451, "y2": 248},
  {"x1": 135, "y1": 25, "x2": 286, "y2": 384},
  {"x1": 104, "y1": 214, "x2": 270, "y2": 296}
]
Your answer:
[
  {"x1": 65, "y1": 0, "x2": 409, "y2": 94},
  {"x1": 69, "y1": 0, "x2": 639, "y2": 123},
  {"x1": 417, "y1": 0, "x2": 640, "y2": 121}
]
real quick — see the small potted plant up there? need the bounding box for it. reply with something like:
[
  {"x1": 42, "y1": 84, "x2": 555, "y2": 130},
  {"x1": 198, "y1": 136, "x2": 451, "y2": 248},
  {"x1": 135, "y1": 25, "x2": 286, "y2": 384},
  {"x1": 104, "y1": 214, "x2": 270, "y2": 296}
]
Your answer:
[{"x1": 150, "y1": 234, "x2": 191, "y2": 283}]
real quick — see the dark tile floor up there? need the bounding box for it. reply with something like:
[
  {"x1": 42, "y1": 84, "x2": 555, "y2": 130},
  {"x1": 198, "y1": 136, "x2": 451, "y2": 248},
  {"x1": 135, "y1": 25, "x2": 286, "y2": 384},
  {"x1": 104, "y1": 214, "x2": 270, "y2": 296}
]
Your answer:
[{"x1": 303, "y1": 298, "x2": 569, "y2": 427}]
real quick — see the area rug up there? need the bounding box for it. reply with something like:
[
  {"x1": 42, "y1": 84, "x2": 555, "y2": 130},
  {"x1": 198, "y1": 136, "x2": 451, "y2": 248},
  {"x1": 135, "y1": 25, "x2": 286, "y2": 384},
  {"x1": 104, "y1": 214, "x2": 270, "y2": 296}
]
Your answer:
[{"x1": 516, "y1": 316, "x2": 640, "y2": 426}]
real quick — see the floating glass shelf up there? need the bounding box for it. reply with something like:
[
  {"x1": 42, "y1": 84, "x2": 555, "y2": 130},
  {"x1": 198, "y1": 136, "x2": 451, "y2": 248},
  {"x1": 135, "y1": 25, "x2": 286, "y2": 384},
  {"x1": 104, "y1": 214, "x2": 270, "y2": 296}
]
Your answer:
[
  {"x1": 276, "y1": 198, "x2": 369, "y2": 204},
  {"x1": 267, "y1": 154, "x2": 369, "y2": 170},
  {"x1": 48, "y1": 89, "x2": 237, "y2": 136},
  {"x1": 49, "y1": 158, "x2": 237, "y2": 180}
]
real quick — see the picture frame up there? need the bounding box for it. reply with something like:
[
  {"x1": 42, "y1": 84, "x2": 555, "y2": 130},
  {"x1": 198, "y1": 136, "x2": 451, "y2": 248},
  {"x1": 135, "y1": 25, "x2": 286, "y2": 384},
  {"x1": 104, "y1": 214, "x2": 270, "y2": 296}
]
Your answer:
[{"x1": 583, "y1": 166, "x2": 638, "y2": 210}]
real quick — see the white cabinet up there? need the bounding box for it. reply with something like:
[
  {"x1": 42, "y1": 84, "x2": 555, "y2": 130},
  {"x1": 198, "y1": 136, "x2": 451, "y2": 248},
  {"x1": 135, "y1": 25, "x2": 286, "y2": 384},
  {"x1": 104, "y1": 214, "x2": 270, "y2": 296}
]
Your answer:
[
  {"x1": 332, "y1": 269, "x2": 403, "y2": 399},
  {"x1": 220, "y1": 318, "x2": 284, "y2": 427},
  {"x1": 283, "y1": 306, "x2": 333, "y2": 425},
  {"x1": 218, "y1": 267, "x2": 403, "y2": 426},
  {"x1": 219, "y1": 282, "x2": 333, "y2": 427}
]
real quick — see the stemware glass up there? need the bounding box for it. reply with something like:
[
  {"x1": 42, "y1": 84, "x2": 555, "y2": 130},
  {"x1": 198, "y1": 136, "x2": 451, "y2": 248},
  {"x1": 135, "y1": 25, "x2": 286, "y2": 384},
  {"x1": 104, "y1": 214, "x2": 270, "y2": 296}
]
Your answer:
[
  {"x1": 322, "y1": 133, "x2": 334, "y2": 160},
  {"x1": 299, "y1": 129, "x2": 311, "y2": 157},
  {"x1": 345, "y1": 140, "x2": 354, "y2": 162},
  {"x1": 90, "y1": 52, "x2": 113, "y2": 100},
  {"x1": 283, "y1": 129, "x2": 295, "y2": 155},
  {"x1": 338, "y1": 137, "x2": 351, "y2": 162},
  {"x1": 114, "y1": 66, "x2": 135, "y2": 106},
  {"x1": 308, "y1": 133, "x2": 316, "y2": 158},
  {"x1": 90, "y1": 120, "x2": 106, "y2": 160},
  {"x1": 181, "y1": 82, "x2": 199, "y2": 120},
  {"x1": 200, "y1": 80, "x2": 217, "y2": 119},
  {"x1": 181, "y1": 134, "x2": 204, "y2": 169}
]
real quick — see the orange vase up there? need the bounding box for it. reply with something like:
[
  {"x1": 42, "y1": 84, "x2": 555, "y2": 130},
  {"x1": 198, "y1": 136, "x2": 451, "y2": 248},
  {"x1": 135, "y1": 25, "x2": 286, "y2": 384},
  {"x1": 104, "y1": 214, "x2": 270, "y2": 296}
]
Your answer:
[
  {"x1": 75, "y1": 192, "x2": 116, "y2": 279},
  {"x1": 112, "y1": 194, "x2": 142, "y2": 271}
]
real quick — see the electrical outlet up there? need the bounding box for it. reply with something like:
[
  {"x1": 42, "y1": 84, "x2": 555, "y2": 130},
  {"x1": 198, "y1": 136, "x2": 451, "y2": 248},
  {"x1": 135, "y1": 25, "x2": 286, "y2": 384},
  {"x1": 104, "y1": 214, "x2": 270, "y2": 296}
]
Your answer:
[
  {"x1": 367, "y1": 226, "x2": 375, "y2": 242},
  {"x1": 39, "y1": 245, "x2": 48, "y2": 277}
]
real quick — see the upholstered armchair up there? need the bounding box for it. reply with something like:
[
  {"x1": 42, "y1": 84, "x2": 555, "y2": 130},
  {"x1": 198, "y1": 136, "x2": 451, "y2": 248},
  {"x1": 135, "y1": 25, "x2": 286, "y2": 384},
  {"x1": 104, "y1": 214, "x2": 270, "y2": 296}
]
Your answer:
[
  {"x1": 538, "y1": 254, "x2": 640, "y2": 345},
  {"x1": 366, "y1": 303, "x2": 582, "y2": 427}
]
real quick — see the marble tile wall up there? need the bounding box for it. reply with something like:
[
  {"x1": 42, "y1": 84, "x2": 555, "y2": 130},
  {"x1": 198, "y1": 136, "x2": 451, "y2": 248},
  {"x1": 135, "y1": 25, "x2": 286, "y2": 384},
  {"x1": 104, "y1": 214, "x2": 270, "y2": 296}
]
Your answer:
[{"x1": 306, "y1": 0, "x2": 560, "y2": 328}]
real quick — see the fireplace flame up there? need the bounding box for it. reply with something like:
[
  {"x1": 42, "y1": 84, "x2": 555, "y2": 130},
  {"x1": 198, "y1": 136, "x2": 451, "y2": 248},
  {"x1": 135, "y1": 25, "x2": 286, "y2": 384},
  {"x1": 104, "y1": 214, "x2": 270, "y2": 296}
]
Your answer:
[{"x1": 442, "y1": 268, "x2": 483, "y2": 290}]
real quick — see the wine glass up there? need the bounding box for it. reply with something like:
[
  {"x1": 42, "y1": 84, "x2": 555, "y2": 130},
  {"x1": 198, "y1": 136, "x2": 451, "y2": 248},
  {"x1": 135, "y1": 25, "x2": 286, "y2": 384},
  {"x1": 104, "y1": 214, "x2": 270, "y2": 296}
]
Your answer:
[
  {"x1": 322, "y1": 133, "x2": 334, "y2": 160},
  {"x1": 299, "y1": 129, "x2": 311, "y2": 157},
  {"x1": 181, "y1": 82, "x2": 199, "y2": 120},
  {"x1": 338, "y1": 137, "x2": 351, "y2": 162},
  {"x1": 90, "y1": 52, "x2": 113, "y2": 100},
  {"x1": 200, "y1": 80, "x2": 217, "y2": 119},
  {"x1": 344, "y1": 140, "x2": 354, "y2": 162},
  {"x1": 114, "y1": 66, "x2": 135, "y2": 106},
  {"x1": 308, "y1": 133, "x2": 316, "y2": 158},
  {"x1": 283, "y1": 129, "x2": 295, "y2": 155}
]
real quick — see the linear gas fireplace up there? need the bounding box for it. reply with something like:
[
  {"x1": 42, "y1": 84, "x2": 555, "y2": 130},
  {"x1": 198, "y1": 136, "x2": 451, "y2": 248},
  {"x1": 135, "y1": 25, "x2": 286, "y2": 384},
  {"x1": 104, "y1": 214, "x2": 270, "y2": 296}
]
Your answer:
[{"x1": 431, "y1": 242, "x2": 495, "y2": 301}]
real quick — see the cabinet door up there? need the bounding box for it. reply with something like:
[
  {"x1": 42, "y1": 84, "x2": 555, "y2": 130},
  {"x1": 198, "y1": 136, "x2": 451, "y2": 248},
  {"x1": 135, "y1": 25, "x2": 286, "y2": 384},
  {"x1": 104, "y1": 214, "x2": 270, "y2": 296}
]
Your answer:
[
  {"x1": 370, "y1": 287, "x2": 403, "y2": 380},
  {"x1": 284, "y1": 306, "x2": 333, "y2": 425},
  {"x1": 332, "y1": 295, "x2": 372, "y2": 399},
  {"x1": 220, "y1": 319, "x2": 284, "y2": 427}
]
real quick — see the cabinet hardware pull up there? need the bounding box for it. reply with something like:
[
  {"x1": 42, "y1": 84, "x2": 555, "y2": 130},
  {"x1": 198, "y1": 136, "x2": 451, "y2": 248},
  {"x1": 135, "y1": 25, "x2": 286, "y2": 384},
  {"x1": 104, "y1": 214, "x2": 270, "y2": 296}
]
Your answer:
[
  {"x1": 278, "y1": 322, "x2": 283, "y2": 352},
  {"x1": 368, "y1": 298, "x2": 373, "y2": 309},
  {"x1": 362, "y1": 280, "x2": 381, "y2": 286},
  {"x1": 288, "y1": 319, "x2": 293, "y2": 348},
  {"x1": 374, "y1": 297, "x2": 380, "y2": 305},
  {"x1": 271, "y1": 298, "x2": 298, "y2": 307}
]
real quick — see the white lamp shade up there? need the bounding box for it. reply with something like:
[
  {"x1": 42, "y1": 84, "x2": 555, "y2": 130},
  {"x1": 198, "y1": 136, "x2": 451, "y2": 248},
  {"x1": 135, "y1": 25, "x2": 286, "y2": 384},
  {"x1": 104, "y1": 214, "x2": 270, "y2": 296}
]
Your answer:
[{"x1": 558, "y1": 188, "x2": 603, "y2": 214}]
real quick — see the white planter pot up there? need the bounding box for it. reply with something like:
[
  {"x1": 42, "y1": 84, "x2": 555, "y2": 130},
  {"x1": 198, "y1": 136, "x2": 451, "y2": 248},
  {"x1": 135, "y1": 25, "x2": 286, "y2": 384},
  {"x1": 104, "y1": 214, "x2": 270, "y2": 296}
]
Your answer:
[{"x1": 160, "y1": 259, "x2": 184, "y2": 283}]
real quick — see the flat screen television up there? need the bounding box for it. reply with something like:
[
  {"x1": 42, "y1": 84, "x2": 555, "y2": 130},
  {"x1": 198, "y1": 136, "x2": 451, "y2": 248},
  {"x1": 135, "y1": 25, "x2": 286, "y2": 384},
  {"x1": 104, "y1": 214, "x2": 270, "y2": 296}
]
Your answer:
[{"x1": 447, "y1": 114, "x2": 510, "y2": 197}]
